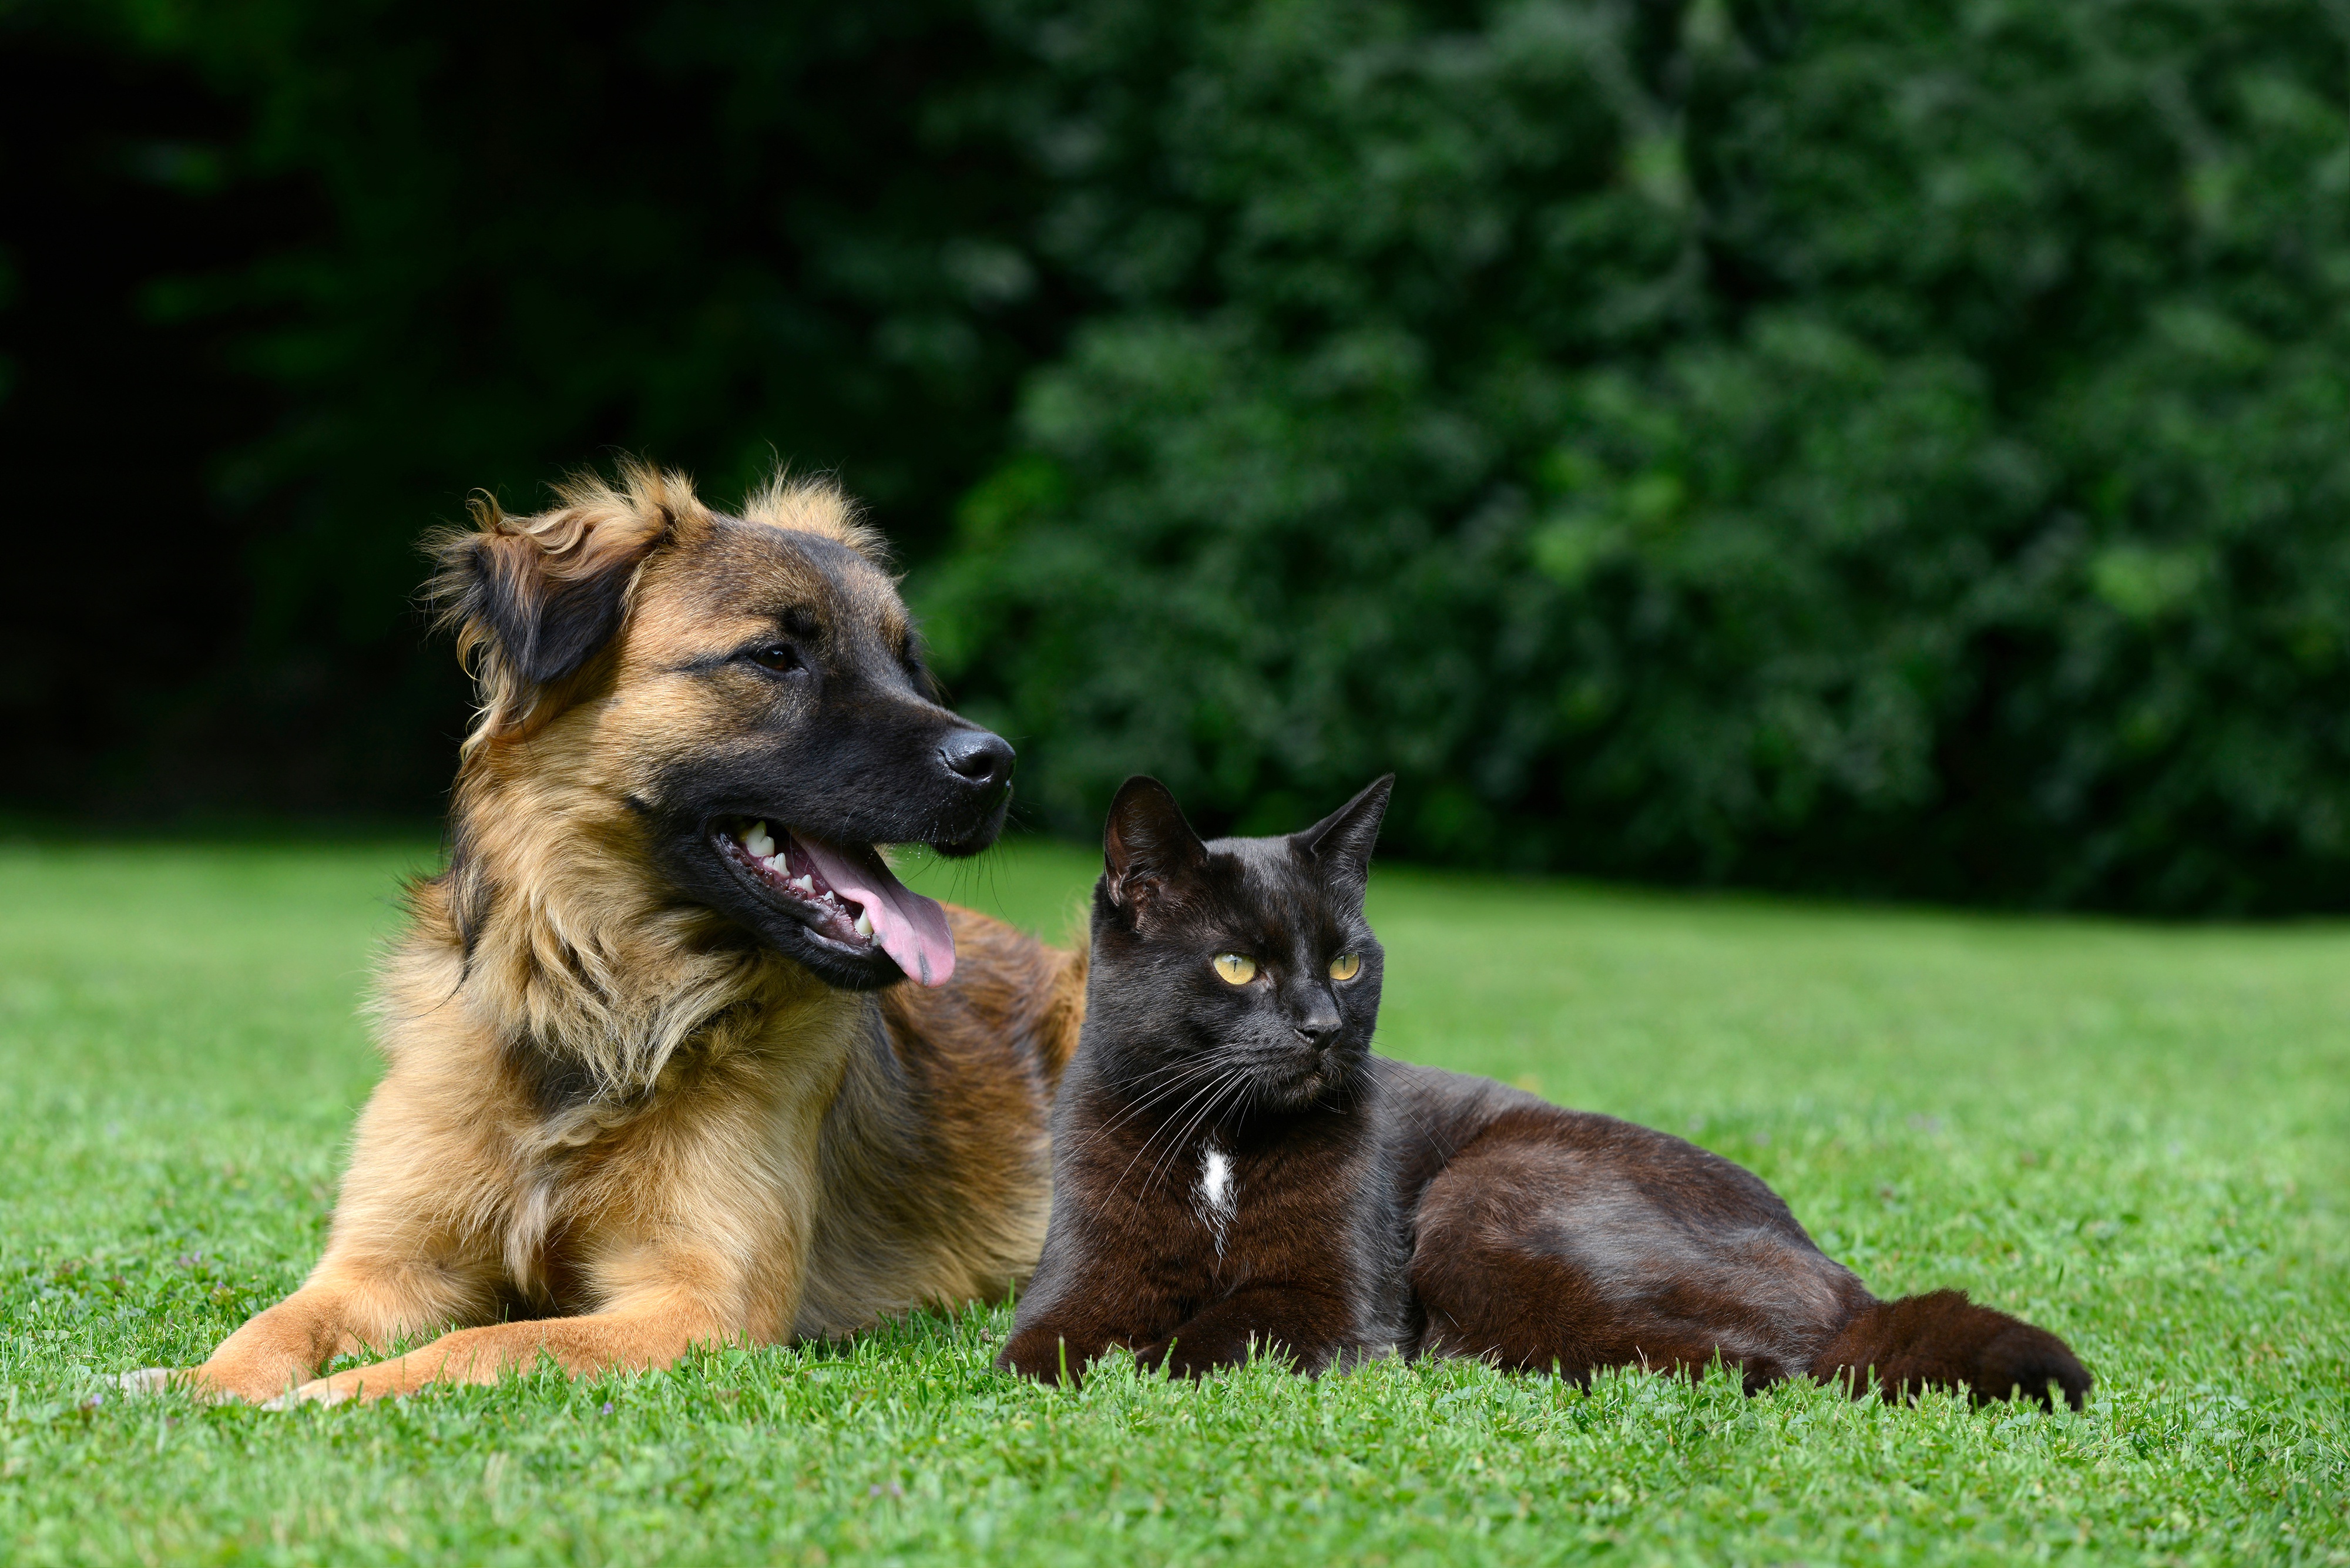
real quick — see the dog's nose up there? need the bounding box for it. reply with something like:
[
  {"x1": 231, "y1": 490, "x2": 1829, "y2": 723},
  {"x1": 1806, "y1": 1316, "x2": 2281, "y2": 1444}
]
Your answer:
[{"x1": 939, "y1": 728, "x2": 1015, "y2": 790}]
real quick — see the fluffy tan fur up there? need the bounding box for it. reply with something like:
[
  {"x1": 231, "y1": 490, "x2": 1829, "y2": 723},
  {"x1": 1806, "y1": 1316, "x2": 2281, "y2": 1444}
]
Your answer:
[
  {"x1": 739, "y1": 469, "x2": 890, "y2": 560},
  {"x1": 132, "y1": 464, "x2": 1082, "y2": 1404}
]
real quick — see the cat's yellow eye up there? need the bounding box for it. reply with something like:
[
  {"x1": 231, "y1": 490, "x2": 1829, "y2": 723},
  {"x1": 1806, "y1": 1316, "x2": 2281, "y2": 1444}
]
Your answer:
[
  {"x1": 1328, "y1": 953, "x2": 1362, "y2": 982},
  {"x1": 1213, "y1": 953, "x2": 1257, "y2": 985}
]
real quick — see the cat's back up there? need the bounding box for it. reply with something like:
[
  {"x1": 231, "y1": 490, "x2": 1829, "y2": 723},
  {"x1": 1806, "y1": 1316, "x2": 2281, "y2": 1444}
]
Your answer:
[{"x1": 1371, "y1": 1057, "x2": 1808, "y2": 1234}]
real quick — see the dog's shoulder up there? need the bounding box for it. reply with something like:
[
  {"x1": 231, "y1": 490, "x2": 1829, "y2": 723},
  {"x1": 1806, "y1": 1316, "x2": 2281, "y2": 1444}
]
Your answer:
[{"x1": 878, "y1": 906, "x2": 1085, "y2": 1087}]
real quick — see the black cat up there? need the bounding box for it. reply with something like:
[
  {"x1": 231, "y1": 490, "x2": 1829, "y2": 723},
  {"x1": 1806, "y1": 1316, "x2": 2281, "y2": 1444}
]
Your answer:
[{"x1": 999, "y1": 775, "x2": 2092, "y2": 1409}]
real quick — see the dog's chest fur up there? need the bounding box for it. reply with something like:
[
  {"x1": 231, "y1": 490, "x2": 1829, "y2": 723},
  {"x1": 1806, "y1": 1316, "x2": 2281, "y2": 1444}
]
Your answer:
[{"x1": 369, "y1": 876, "x2": 1065, "y2": 1340}]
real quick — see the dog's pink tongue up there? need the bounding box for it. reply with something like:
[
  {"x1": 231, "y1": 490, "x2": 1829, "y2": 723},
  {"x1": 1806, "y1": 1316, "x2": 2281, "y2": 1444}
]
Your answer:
[{"x1": 798, "y1": 838, "x2": 956, "y2": 986}]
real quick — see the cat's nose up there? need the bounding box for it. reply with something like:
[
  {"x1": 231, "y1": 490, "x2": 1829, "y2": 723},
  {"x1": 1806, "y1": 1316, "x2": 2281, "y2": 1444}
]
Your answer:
[{"x1": 1294, "y1": 1000, "x2": 1342, "y2": 1047}]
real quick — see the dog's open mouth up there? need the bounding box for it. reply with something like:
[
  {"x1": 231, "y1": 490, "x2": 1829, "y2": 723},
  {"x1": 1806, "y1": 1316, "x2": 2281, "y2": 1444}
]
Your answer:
[{"x1": 714, "y1": 819, "x2": 957, "y2": 986}]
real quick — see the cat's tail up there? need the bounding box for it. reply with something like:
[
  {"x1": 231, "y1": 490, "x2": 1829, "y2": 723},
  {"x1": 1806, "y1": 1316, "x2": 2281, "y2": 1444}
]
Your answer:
[{"x1": 1810, "y1": 1290, "x2": 2090, "y2": 1410}]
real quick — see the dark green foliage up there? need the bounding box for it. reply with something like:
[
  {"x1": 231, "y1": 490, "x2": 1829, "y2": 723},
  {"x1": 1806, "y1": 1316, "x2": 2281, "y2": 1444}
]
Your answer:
[
  {"x1": 1, "y1": 0, "x2": 1055, "y2": 810},
  {"x1": 6, "y1": 0, "x2": 2349, "y2": 908},
  {"x1": 923, "y1": 0, "x2": 2350, "y2": 909}
]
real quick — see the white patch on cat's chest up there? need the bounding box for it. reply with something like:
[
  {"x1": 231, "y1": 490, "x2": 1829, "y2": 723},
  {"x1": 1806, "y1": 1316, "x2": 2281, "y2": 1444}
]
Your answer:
[{"x1": 1195, "y1": 1143, "x2": 1237, "y2": 1255}]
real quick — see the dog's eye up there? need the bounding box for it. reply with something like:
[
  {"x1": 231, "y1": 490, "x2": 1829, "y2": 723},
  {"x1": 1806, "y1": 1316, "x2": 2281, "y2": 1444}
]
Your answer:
[
  {"x1": 748, "y1": 644, "x2": 801, "y2": 673},
  {"x1": 1213, "y1": 953, "x2": 1257, "y2": 985},
  {"x1": 1329, "y1": 953, "x2": 1361, "y2": 982}
]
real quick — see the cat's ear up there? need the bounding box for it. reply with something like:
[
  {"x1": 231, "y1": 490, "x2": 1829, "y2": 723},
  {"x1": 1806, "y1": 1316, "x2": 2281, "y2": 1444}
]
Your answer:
[
  {"x1": 1293, "y1": 774, "x2": 1393, "y2": 890},
  {"x1": 1104, "y1": 775, "x2": 1208, "y2": 912}
]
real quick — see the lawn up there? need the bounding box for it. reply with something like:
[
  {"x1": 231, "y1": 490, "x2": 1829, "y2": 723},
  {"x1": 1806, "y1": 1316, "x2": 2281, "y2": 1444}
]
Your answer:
[{"x1": 0, "y1": 835, "x2": 2343, "y2": 1566}]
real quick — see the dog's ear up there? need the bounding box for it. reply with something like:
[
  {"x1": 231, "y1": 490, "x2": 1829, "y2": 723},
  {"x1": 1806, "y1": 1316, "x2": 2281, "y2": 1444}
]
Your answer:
[
  {"x1": 429, "y1": 459, "x2": 704, "y2": 749},
  {"x1": 1291, "y1": 774, "x2": 1393, "y2": 892},
  {"x1": 1103, "y1": 775, "x2": 1208, "y2": 915}
]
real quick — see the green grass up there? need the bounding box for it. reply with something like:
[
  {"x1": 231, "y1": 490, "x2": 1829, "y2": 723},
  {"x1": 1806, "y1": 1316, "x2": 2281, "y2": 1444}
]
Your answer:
[{"x1": 1, "y1": 836, "x2": 2344, "y2": 1566}]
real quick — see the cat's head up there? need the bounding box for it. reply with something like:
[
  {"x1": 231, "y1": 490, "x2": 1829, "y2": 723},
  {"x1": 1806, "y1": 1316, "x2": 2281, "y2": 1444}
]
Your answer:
[{"x1": 1085, "y1": 774, "x2": 1394, "y2": 1116}]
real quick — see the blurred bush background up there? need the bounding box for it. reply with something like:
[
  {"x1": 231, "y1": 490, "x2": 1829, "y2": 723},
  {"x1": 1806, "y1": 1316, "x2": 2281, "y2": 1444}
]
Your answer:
[{"x1": 5, "y1": 0, "x2": 2348, "y2": 911}]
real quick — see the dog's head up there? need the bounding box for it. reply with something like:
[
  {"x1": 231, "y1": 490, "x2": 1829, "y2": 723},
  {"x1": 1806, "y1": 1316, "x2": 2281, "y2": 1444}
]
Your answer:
[{"x1": 430, "y1": 461, "x2": 1012, "y2": 992}]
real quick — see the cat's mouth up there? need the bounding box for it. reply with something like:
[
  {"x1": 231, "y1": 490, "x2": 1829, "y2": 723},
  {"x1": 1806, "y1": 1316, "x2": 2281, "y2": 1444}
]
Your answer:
[
  {"x1": 712, "y1": 818, "x2": 955, "y2": 986},
  {"x1": 1244, "y1": 1049, "x2": 1355, "y2": 1111}
]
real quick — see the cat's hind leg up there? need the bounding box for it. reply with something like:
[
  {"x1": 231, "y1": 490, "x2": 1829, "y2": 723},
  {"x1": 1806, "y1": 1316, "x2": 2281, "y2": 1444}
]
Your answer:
[
  {"x1": 1406, "y1": 1115, "x2": 1854, "y2": 1389},
  {"x1": 1408, "y1": 1110, "x2": 2091, "y2": 1408}
]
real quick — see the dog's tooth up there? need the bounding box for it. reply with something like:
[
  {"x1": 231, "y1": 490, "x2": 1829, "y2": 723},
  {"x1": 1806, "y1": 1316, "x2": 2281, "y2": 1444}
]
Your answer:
[
  {"x1": 746, "y1": 825, "x2": 776, "y2": 858},
  {"x1": 854, "y1": 910, "x2": 874, "y2": 939},
  {"x1": 791, "y1": 875, "x2": 814, "y2": 894}
]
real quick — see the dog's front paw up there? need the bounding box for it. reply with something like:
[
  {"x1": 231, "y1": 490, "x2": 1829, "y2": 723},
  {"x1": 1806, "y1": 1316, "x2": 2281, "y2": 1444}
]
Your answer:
[
  {"x1": 115, "y1": 1366, "x2": 187, "y2": 1396},
  {"x1": 116, "y1": 1365, "x2": 263, "y2": 1403},
  {"x1": 117, "y1": 1357, "x2": 360, "y2": 1408},
  {"x1": 261, "y1": 1369, "x2": 376, "y2": 1409}
]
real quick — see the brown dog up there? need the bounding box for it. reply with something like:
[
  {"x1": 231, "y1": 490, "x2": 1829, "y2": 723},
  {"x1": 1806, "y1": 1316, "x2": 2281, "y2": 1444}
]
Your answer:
[{"x1": 125, "y1": 462, "x2": 1083, "y2": 1404}]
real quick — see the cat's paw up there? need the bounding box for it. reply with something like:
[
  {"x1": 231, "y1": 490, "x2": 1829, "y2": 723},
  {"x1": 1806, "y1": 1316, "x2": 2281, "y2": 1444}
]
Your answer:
[
  {"x1": 1142, "y1": 1335, "x2": 1275, "y2": 1381},
  {"x1": 996, "y1": 1329, "x2": 1087, "y2": 1386}
]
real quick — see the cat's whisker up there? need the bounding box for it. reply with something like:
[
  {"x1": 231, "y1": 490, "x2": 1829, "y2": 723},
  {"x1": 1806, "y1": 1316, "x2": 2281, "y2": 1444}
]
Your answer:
[
  {"x1": 1104, "y1": 1061, "x2": 1247, "y2": 1200},
  {"x1": 1064, "y1": 1056, "x2": 1238, "y2": 1162},
  {"x1": 1142, "y1": 1069, "x2": 1253, "y2": 1198},
  {"x1": 1112, "y1": 1052, "x2": 1241, "y2": 1107},
  {"x1": 1130, "y1": 1059, "x2": 1253, "y2": 1198}
]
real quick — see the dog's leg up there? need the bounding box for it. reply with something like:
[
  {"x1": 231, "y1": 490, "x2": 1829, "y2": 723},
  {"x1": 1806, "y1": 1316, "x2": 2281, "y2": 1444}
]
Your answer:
[
  {"x1": 128, "y1": 1247, "x2": 500, "y2": 1404},
  {"x1": 268, "y1": 1255, "x2": 741, "y2": 1405},
  {"x1": 127, "y1": 1166, "x2": 507, "y2": 1403},
  {"x1": 122, "y1": 1065, "x2": 514, "y2": 1404},
  {"x1": 277, "y1": 1075, "x2": 823, "y2": 1405}
]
